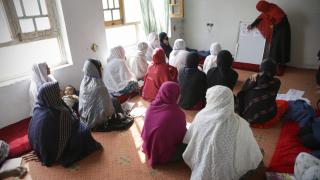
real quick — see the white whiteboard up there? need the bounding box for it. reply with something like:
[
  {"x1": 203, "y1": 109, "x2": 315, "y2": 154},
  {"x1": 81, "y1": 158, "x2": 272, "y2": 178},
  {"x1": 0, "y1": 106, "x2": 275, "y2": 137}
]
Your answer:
[{"x1": 235, "y1": 21, "x2": 266, "y2": 65}]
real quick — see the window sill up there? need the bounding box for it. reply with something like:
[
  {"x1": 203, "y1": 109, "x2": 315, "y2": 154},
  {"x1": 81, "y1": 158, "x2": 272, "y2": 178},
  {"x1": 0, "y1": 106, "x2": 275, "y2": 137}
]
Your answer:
[{"x1": 0, "y1": 63, "x2": 73, "y2": 88}]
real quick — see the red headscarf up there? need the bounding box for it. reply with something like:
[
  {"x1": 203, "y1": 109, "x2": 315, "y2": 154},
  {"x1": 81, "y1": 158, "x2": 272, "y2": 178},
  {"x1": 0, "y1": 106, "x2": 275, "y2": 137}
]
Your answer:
[
  {"x1": 255, "y1": 1, "x2": 286, "y2": 43},
  {"x1": 142, "y1": 48, "x2": 177, "y2": 101}
]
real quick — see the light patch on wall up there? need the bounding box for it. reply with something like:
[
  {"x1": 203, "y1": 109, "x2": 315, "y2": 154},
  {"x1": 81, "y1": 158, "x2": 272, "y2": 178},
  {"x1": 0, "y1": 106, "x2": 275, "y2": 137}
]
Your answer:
[{"x1": 0, "y1": 38, "x2": 63, "y2": 82}]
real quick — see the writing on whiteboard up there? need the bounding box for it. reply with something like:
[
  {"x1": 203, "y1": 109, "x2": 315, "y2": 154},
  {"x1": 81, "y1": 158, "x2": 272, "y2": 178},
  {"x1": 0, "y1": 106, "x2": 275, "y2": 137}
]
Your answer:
[{"x1": 240, "y1": 22, "x2": 263, "y2": 37}]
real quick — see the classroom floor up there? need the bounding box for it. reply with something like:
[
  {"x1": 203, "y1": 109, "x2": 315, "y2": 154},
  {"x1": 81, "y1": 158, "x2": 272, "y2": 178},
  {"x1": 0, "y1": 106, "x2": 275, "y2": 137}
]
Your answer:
[{"x1": 22, "y1": 67, "x2": 318, "y2": 180}]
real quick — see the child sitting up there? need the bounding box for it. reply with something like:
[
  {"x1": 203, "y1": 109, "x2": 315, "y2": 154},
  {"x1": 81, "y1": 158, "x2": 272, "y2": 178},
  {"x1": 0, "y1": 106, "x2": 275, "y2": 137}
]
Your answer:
[{"x1": 62, "y1": 85, "x2": 79, "y2": 110}]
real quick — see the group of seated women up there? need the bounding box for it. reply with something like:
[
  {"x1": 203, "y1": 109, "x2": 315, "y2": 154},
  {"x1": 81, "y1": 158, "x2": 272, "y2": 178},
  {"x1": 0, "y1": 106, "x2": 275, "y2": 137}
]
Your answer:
[
  {"x1": 26, "y1": 31, "x2": 283, "y2": 179},
  {"x1": 28, "y1": 58, "x2": 134, "y2": 167},
  {"x1": 142, "y1": 83, "x2": 265, "y2": 179}
]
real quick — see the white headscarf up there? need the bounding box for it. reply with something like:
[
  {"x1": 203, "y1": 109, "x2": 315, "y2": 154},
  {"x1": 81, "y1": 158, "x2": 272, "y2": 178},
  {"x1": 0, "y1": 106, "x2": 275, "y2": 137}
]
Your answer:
[
  {"x1": 203, "y1": 42, "x2": 221, "y2": 74},
  {"x1": 129, "y1": 42, "x2": 149, "y2": 80},
  {"x1": 103, "y1": 46, "x2": 137, "y2": 93},
  {"x1": 29, "y1": 62, "x2": 56, "y2": 115},
  {"x1": 183, "y1": 85, "x2": 263, "y2": 180},
  {"x1": 79, "y1": 59, "x2": 115, "y2": 128},
  {"x1": 169, "y1": 39, "x2": 189, "y2": 71},
  {"x1": 146, "y1": 32, "x2": 161, "y2": 62}
]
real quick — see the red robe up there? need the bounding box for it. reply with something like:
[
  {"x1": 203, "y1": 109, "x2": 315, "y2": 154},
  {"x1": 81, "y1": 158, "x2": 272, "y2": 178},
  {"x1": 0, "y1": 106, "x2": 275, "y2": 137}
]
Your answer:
[
  {"x1": 255, "y1": 1, "x2": 285, "y2": 43},
  {"x1": 142, "y1": 48, "x2": 177, "y2": 102}
]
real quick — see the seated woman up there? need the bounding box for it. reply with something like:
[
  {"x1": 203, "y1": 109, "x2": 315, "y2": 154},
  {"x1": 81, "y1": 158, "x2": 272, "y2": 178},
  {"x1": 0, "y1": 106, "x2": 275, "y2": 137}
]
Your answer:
[
  {"x1": 103, "y1": 46, "x2": 139, "y2": 96},
  {"x1": 28, "y1": 82, "x2": 102, "y2": 167},
  {"x1": 159, "y1": 32, "x2": 172, "y2": 58},
  {"x1": 183, "y1": 86, "x2": 264, "y2": 180},
  {"x1": 207, "y1": 50, "x2": 238, "y2": 90},
  {"x1": 142, "y1": 82, "x2": 186, "y2": 168},
  {"x1": 236, "y1": 59, "x2": 281, "y2": 124},
  {"x1": 29, "y1": 62, "x2": 56, "y2": 115},
  {"x1": 294, "y1": 152, "x2": 320, "y2": 180},
  {"x1": 142, "y1": 48, "x2": 177, "y2": 102},
  {"x1": 169, "y1": 39, "x2": 189, "y2": 71},
  {"x1": 178, "y1": 52, "x2": 207, "y2": 110},
  {"x1": 79, "y1": 59, "x2": 133, "y2": 132},
  {"x1": 129, "y1": 42, "x2": 149, "y2": 80},
  {"x1": 146, "y1": 32, "x2": 161, "y2": 62},
  {"x1": 202, "y1": 42, "x2": 221, "y2": 74}
]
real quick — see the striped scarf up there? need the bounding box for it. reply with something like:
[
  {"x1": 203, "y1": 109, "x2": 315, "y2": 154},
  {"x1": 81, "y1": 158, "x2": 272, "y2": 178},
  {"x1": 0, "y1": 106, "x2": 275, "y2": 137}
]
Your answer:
[{"x1": 38, "y1": 82, "x2": 73, "y2": 161}]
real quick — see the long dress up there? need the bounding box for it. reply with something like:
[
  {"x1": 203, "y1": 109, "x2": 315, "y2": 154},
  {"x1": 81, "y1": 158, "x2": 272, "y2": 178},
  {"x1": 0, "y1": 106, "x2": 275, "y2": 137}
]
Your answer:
[
  {"x1": 142, "y1": 48, "x2": 177, "y2": 102},
  {"x1": 236, "y1": 60, "x2": 281, "y2": 124},
  {"x1": 159, "y1": 32, "x2": 173, "y2": 58},
  {"x1": 28, "y1": 82, "x2": 101, "y2": 167},
  {"x1": 250, "y1": 1, "x2": 291, "y2": 64},
  {"x1": 207, "y1": 50, "x2": 238, "y2": 90},
  {"x1": 103, "y1": 46, "x2": 138, "y2": 96},
  {"x1": 169, "y1": 39, "x2": 189, "y2": 72},
  {"x1": 178, "y1": 52, "x2": 207, "y2": 110},
  {"x1": 183, "y1": 86, "x2": 263, "y2": 180},
  {"x1": 141, "y1": 82, "x2": 186, "y2": 167},
  {"x1": 129, "y1": 42, "x2": 149, "y2": 80},
  {"x1": 79, "y1": 60, "x2": 115, "y2": 129},
  {"x1": 202, "y1": 42, "x2": 221, "y2": 74}
]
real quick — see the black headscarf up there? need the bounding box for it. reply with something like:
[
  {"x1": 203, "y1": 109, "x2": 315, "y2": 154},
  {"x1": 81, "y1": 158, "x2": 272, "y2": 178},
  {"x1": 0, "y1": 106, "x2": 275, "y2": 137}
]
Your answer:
[
  {"x1": 260, "y1": 59, "x2": 277, "y2": 77},
  {"x1": 159, "y1": 32, "x2": 173, "y2": 58},
  {"x1": 257, "y1": 58, "x2": 277, "y2": 85},
  {"x1": 207, "y1": 50, "x2": 238, "y2": 90},
  {"x1": 186, "y1": 52, "x2": 199, "y2": 69},
  {"x1": 178, "y1": 52, "x2": 207, "y2": 109},
  {"x1": 217, "y1": 50, "x2": 233, "y2": 70}
]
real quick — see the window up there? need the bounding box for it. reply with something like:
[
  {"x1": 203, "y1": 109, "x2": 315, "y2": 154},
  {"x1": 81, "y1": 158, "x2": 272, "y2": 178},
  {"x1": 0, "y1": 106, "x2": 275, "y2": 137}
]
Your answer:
[
  {"x1": 0, "y1": 0, "x2": 66, "y2": 83},
  {"x1": 102, "y1": 0, "x2": 124, "y2": 26},
  {"x1": 104, "y1": 0, "x2": 143, "y2": 49},
  {"x1": 1, "y1": 0, "x2": 60, "y2": 44}
]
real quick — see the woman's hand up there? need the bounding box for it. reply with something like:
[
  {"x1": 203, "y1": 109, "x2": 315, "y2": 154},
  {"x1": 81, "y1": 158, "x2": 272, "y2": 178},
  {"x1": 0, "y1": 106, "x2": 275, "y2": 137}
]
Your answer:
[{"x1": 249, "y1": 73, "x2": 259, "y2": 82}]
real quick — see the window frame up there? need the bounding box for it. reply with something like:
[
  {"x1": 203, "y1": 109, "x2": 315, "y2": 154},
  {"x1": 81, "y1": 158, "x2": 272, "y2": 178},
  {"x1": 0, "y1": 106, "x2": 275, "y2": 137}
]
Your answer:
[
  {"x1": 103, "y1": 0, "x2": 125, "y2": 26},
  {"x1": 0, "y1": 0, "x2": 67, "y2": 67},
  {"x1": 0, "y1": 0, "x2": 63, "y2": 48},
  {"x1": 169, "y1": 0, "x2": 184, "y2": 18}
]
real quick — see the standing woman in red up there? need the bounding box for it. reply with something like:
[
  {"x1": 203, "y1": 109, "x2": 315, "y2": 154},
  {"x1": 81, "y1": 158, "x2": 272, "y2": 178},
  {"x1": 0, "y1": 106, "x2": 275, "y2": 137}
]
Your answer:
[
  {"x1": 142, "y1": 48, "x2": 177, "y2": 102},
  {"x1": 248, "y1": 1, "x2": 291, "y2": 70}
]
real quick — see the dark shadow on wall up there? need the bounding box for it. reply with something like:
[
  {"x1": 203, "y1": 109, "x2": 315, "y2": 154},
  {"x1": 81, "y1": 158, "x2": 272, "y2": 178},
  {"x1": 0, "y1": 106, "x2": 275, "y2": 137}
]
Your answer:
[{"x1": 287, "y1": 10, "x2": 308, "y2": 67}]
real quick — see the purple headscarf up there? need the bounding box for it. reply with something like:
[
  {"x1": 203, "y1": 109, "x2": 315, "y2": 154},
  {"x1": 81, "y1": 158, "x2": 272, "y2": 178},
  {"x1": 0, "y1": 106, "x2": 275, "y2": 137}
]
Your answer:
[{"x1": 141, "y1": 82, "x2": 186, "y2": 167}]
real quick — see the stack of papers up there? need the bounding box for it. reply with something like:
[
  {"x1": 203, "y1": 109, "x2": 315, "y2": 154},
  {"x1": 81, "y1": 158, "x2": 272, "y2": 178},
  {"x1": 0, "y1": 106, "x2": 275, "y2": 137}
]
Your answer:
[{"x1": 276, "y1": 89, "x2": 310, "y2": 104}]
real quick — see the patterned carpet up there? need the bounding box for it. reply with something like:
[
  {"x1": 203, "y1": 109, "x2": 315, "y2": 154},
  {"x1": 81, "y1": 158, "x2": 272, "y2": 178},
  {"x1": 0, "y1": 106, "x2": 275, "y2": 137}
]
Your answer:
[{"x1": 22, "y1": 67, "x2": 318, "y2": 180}]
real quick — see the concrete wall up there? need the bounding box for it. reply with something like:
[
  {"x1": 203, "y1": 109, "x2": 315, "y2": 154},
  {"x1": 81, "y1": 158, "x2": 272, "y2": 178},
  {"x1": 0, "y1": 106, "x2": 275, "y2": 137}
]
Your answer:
[
  {"x1": 183, "y1": 0, "x2": 320, "y2": 68},
  {"x1": 0, "y1": 0, "x2": 108, "y2": 128}
]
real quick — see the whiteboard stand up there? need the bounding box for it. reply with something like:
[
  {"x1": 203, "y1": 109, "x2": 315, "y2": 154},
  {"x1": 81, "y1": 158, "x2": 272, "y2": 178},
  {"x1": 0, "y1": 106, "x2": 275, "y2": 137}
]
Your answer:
[{"x1": 235, "y1": 21, "x2": 266, "y2": 65}]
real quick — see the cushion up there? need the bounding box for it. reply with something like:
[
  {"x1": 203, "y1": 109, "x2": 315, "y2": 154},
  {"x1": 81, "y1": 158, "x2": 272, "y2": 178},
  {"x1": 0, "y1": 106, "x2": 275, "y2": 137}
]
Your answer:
[
  {"x1": 268, "y1": 121, "x2": 311, "y2": 173},
  {"x1": 0, "y1": 118, "x2": 31, "y2": 158},
  {"x1": 251, "y1": 100, "x2": 289, "y2": 129}
]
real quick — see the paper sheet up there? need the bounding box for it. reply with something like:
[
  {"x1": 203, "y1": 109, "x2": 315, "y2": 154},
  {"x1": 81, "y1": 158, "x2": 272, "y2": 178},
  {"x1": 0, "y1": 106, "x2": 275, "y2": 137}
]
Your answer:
[
  {"x1": 121, "y1": 102, "x2": 135, "y2": 112},
  {"x1": 0, "y1": 158, "x2": 22, "y2": 173},
  {"x1": 276, "y1": 89, "x2": 309, "y2": 104},
  {"x1": 129, "y1": 107, "x2": 147, "y2": 117}
]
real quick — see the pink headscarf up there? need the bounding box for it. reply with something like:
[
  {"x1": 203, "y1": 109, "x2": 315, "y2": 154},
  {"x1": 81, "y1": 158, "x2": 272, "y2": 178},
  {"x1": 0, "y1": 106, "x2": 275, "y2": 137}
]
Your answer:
[{"x1": 141, "y1": 82, "x2": 186, "y2": 167}]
